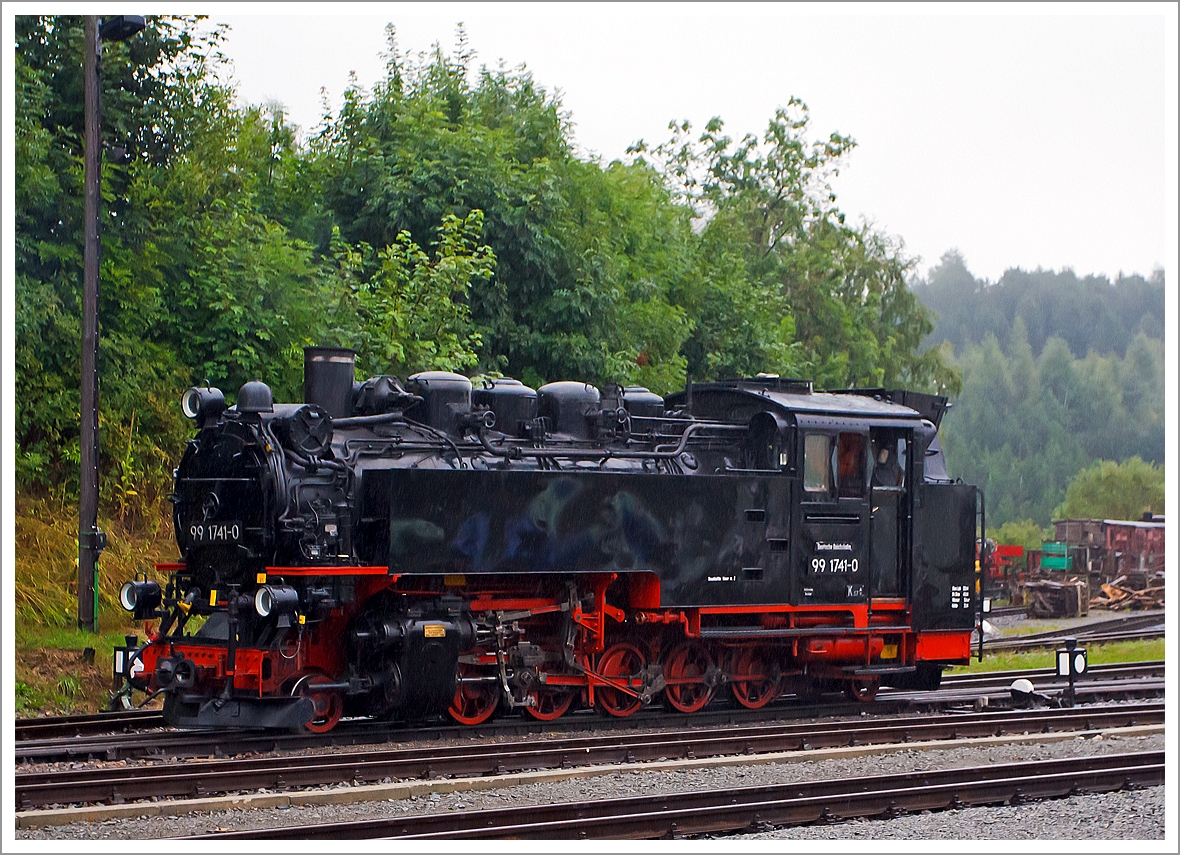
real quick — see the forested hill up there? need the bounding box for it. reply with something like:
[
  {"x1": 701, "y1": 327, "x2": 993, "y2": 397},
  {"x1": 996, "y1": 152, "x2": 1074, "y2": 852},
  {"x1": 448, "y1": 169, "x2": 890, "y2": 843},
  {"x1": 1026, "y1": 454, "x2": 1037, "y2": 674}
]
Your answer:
[
  {"x1": 913, "y1": 250, "x2": 1164, "y2": 358},
  {"x1": 910, "y1": 251, "x2": 1165, "y2": 530}
]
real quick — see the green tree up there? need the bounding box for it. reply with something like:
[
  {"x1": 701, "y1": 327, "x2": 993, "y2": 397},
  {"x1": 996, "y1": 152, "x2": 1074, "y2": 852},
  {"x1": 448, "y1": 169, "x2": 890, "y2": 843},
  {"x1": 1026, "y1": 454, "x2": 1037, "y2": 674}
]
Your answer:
[
  {"x1": 16, "y1": 16, "x2": 988, "y2": 513},
  {"x1": 673, "y1": 207, "x2": 800, "y2": 381},
  {"x1": 939, "y1": 291, "x2": 1164, "y2": 529},
  {"x1": 913, "y1": 253, "x2": 1165, "y2": 360},
  {"x1": 14, "y1": 15, "x2": 237, "y2": 501},
  {"x1": 1054, "y1": 458, "x2": 1165, "y2": 521},
  {"x1": 991, "y1": 519, "x2": 1051, "y2": 550},
  {"x1": 309, "y1": 27, "x2": 699, "y2": 391},
  {"x1": 15, "y1": 15, "x2": 322, "y2": 504},
  {"x1": 321, "y1": 211, "x2": 495, "y2": 378},
  {"x1": 636, "y1": 102, "x2": 959, "y2": 393}
]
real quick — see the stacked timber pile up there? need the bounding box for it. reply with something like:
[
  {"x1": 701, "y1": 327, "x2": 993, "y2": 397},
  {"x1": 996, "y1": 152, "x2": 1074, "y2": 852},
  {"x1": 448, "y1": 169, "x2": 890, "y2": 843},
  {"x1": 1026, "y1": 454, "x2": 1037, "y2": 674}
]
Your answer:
[
  {"x1": 1022, "y1": 577, "x2": 1089, "y2": 619},
  {"x1": 1089, "y1": 572, "x2": 1166, "y2": 610}
]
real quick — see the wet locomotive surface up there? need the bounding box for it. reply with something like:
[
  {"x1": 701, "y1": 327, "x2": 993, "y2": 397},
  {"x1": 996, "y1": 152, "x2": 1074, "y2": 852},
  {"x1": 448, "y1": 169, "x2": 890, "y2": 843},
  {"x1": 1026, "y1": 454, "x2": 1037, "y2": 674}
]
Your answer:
[{"x1": 114, "y1": 347, "x2": 985, "y2": 736}]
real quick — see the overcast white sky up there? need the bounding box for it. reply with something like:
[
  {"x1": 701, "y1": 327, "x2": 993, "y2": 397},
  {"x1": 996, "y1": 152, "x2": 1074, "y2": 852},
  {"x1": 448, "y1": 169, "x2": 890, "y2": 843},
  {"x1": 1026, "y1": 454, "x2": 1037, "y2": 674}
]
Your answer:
[{"x1": 209, "y1": 2, "x2": 1177, "y2": 285}]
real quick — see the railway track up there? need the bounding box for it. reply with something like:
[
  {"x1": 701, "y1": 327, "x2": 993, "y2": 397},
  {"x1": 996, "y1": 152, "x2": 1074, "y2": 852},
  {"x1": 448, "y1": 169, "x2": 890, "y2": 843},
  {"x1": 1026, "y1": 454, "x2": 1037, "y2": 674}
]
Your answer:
[
  {"x1": 14, "y1": 661, "x2": 1163, "y2": 765},
  {"x1": 14, "y1": 701, "x2": 1164, "y2": 811},
  {"x1": 13, "y1": 708, "x2": 161, "y2": 741},
  {"x1": 985, "y1": 621, "x2": 1164, "y2": 652},
  {"x1": 179, "y1": 750, "x2": 1164, "y2": 840},
  {"x1": 18, "y1": 612, "x2": 1158, "y2": 746},
  {"x1": 985, "y1": 605, "x2": 1028, "y2": 618}
]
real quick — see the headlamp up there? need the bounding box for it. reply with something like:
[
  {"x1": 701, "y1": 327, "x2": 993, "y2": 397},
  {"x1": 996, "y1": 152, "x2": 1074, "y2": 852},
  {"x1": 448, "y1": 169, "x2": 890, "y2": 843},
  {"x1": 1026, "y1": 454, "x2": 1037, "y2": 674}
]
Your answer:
[
  {"x1": 181, "y1": 386, "x2": 226, "y2": 427},
  {"x1": 254, "y1": 585, "x2": 300, "y2": 618},
  {"x1": 118, "y1": 579, "x2": 162, "y2": 619}
]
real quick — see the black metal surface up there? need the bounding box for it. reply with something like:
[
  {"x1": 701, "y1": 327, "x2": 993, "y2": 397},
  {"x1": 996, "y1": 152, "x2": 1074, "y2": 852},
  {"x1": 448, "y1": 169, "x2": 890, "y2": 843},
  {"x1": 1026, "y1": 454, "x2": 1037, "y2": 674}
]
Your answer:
[
  {"x1": 135, "y1": 358, "x2": 989, "y2": 731},
  {"x1": 388, "y1": 468, "x2": 793, "y2": 607},
  {"x1": 167, "y1": 695, "x2": 315, "y2": 729},
  {"x1": 303, "y1": 346, "x2": 355, "y2": 418},
  {"x1": 911, "y1": 482, "x2": 977, "y2": 631}
]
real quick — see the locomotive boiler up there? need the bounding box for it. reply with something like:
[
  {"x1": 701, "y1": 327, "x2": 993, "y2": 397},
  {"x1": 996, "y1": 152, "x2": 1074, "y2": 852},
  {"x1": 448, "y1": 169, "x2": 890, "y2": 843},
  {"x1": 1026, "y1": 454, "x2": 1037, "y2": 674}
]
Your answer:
[{"x1": 113, "y1": 346, "x2": 985, "y2": 731}]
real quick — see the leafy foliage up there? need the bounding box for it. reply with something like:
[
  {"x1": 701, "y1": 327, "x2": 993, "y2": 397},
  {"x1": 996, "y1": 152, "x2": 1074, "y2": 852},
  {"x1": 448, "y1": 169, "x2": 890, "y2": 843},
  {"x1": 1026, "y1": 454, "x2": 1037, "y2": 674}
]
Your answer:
[
  {"x1": 304, "y1": 30, "x2": 701, "y2": 391},
  {"x1": 634, "y1": 104, "x2": 958, "y2": 393},
  {"x1": 18, "y1": 16, "x2": 1080, "y2": 530},
  {"x1": 990, "y1": 519, "x2": 1052, "y2": 550},
  {"x1": 14, "y1": 15, "x2": 237, "y2": 503},
  {"x1": 1054, "y1": 458, "x2": 1165, "y2": 522},
  {"x1": 321, "y1": 212, "x2": 494, "y2": 378}
]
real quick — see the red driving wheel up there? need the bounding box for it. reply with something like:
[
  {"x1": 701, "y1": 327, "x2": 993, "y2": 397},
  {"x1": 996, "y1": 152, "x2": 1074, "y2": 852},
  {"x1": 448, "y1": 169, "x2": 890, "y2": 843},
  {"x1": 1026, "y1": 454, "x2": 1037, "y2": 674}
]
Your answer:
[
  {"x1": 594, "y1": 643, "x2": 646, "y2": 717},
  {"x1": 289, "y1": 670, "x2": 344, "y2": 734},
  {"x1": 448, "y1": 661, "x2": 500, "y2": 726},
  {"x1": 663, "y1": 640, "x2": 714, "y2": 714},
  {"x1": 843, "y1": 677, "x2": 880, "y2": 703},
  {"x1": 730, "y1": 646, "x2": 780, "y2": 709},
  {"x1": 525, "y1": 684, "x2": 575, "y2": 721}
]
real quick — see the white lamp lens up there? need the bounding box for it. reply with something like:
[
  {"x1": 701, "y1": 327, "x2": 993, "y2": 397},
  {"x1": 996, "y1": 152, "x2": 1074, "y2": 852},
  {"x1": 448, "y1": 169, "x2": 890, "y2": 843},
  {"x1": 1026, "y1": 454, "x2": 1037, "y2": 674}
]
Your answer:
[
  {"x1": 182, "y1": 388, "x2": 201, "y2": 419},
  {"x1": 119, "y1": 582, "x2": 137, "y2": 611}
]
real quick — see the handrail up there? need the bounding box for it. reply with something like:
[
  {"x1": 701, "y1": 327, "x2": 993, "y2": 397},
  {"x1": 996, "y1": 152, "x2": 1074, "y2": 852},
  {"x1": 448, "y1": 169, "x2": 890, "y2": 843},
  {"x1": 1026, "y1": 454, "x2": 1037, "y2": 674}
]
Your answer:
[{"x1": 476, "y1": 421, "x2": 741, "y2": 462}]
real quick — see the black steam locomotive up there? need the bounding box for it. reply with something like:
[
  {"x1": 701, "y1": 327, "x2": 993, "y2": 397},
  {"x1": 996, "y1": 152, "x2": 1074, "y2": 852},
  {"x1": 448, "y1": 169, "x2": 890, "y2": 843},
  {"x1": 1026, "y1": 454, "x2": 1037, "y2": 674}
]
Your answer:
[{"x1": 113, "y1": 347, "x2": 983, "y2": 731}]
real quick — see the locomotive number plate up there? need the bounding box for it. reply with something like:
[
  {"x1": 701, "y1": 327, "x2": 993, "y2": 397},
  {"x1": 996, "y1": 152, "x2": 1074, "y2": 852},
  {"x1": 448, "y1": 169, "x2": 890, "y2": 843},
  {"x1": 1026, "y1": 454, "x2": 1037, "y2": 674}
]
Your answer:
[
  {"x1": 809, "y1": 556, "x2": 859, "y2": 574},
  {"x1": 189, "y1": 521, "x2": 242, "y2": 544}
]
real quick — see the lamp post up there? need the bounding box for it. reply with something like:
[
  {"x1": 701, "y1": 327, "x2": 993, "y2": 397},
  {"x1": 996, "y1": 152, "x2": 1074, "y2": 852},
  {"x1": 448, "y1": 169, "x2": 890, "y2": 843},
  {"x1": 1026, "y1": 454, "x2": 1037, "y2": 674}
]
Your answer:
[{"x1": 78, "y1": 14, "x2": 145, "y2": 633}]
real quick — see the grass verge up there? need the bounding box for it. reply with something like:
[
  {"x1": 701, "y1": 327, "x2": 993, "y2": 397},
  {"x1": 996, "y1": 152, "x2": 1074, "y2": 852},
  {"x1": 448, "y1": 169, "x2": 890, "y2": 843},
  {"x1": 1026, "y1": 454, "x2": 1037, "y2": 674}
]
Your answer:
[
  {"x1": 15, "y1": 492, "x2": 176, "y2": 716},
  {"x1": 15, "y1": 625, "x2": 146, "y2": 717},
  {"x1": 947, "y1": 638, "x2": 1165, "y2": 675}
]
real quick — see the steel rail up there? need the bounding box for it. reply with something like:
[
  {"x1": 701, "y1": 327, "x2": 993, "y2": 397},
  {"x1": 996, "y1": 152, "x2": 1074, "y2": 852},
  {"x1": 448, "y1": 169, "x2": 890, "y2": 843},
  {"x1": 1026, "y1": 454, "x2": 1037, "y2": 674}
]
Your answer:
[
  {"x1": 15, "y1": 702, "x2": 1164, "y2": 811},
  {"x1": 180, "y1": 750, "x2": 1164, "y2": 840},
  {"x1": 1004, "y1": 612, "x2": 1164, "y2": 639},
  {"x1": 14, "y1": 709, "x2": 162, "y2": 741},
  {"x1": 986, "y1": 627, "x2": 1164, "y2": 653},
  {"x1": 895, "y1": 664, "x2": 1165, "y2": 696},
  {"x1": 937, "y1": 661, "x2": 1163, "y2": 687},
  {"x1": 14, "y1": 661, "x2": 1164, "y2": 764}
]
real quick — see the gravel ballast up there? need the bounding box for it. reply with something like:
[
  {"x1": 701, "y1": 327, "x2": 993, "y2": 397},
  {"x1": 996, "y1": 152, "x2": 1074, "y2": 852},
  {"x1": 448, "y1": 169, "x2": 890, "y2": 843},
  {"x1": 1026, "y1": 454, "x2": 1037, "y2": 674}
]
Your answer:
[{"x1": 16, "y1": 731, "x2": 1164, "y2": 840}]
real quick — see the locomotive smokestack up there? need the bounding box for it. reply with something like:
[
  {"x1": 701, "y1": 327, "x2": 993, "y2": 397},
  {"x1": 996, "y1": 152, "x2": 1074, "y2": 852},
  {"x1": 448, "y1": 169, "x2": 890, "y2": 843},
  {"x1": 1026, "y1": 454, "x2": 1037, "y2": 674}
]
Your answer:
[{"x1": 304, "y1": 346, "x2": 356, "y2": 418}]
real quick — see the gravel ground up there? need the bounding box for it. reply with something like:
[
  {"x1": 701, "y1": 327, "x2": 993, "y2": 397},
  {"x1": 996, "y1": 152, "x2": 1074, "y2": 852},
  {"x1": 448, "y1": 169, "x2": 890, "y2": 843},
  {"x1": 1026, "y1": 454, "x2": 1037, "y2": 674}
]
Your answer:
[
  {"x1": 742, "y1": 784, "x2": 1166, "y2": 840},
  {"x1": 17, "y1": 731, "x2": 1164, "y2": 840}
]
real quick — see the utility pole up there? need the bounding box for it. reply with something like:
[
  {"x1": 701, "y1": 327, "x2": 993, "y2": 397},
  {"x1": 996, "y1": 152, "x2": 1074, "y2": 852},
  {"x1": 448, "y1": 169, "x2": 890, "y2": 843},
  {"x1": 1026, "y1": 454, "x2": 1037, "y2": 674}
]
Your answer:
[
  {"x1": 78, "y1": 15, "x2": 102, "y2": 632},
  {"x1": 78, "y1": 15, "x2": 145, "y2": 632}
]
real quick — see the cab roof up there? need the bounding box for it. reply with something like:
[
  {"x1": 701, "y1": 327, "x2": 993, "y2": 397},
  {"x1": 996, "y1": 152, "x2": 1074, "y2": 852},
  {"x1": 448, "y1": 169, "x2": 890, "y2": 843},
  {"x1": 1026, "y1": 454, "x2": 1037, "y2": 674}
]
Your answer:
[{"x1": 666, "y1": 380, "x2": 947, "y2": 424}]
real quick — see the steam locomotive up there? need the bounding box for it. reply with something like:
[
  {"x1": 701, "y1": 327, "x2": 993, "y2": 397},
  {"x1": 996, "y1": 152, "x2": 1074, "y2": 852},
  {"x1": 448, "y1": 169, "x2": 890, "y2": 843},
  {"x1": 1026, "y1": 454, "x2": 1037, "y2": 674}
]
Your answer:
[{"x1": 113, "y1": 347, "x2": 984, "y2": 731}]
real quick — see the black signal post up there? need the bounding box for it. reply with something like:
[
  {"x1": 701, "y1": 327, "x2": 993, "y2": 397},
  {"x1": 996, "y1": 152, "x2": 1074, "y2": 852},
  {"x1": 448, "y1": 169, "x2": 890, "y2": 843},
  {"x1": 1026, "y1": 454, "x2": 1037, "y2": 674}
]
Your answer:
[{"x1": 78, "y1": 15, "x2": 146, "y2": 632}]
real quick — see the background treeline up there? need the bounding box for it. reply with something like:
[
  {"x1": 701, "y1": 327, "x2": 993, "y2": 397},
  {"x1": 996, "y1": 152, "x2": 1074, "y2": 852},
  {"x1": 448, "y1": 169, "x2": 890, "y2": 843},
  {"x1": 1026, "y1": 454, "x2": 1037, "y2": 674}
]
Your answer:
[
  {"x1": 912, "y1": 252, "x2": 1165, "y2": 533},
  {"x1": 915, "y1": 249, "x2": 1165, "y2": 358},
  {"x1": 16, "y1": 15, "x2": 958, "y2": 509}
]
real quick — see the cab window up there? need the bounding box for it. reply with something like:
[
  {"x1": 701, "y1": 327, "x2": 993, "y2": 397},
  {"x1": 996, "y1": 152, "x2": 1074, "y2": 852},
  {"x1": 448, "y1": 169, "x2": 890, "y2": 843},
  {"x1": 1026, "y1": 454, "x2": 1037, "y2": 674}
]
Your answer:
[
  {"x1": 835, "y1": 432, "x2": 866, "y2": 498},
  {"x1": 803, "y1": 434, "x2": 831, "y2": 494},
  {"x1": 871, "y1": 435, "x2": 908, "y2": 490}
]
